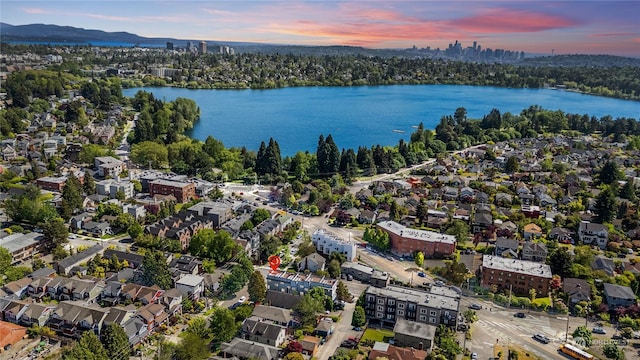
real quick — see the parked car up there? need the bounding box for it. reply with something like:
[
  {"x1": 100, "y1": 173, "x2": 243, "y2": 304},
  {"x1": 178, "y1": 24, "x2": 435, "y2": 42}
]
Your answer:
[
  {"x1": 435, "y1": 280, "x2": 445, "y2": 286},
  {"x1": 238, "y1": 296, "x2": 246, "y2": 303},
  {"x1": 353, "y1": 327, "x2": 362, "y2": 331},
  {"x1": 469, "y1": 303, "x2": 482, "y2": 310},
  {"x1": 593, "y1": 327, "x2": 606, "y2": 334},
  {"x1": 471, "y1": 353, "x2": 478, "y2": 359},
  {"x1": 514, "y1": 312, "x2": 526, "y2": 318},
  {"x1": 347, "y1": 274, "x2": 353, "y2": 281},
  {"x1": 418, "y1": 272, "x2": 426, "y2": 277},
  {"x1": 533, "y1": 333, "x2": 551, "y2": 344}
]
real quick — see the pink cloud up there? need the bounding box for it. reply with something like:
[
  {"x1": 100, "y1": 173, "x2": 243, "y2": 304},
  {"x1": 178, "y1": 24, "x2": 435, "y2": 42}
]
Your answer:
[
  {"x1": 447, "y1": 8, "x2": 579, "y2": 33},
  {"x1": 589, "y1": 32, "x2": 637, "y2": 38},
  {"x1": 22, "y1": 7, "x2": 47, "y2": 14}
]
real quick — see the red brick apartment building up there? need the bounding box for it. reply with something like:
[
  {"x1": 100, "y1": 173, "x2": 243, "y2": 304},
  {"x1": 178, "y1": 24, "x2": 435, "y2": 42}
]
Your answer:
[
  {"x1": 376, "y1": 221, "x2": 456, "y2": 257},
  {"x1": 480, "y1": 255, "x2": 552, "y2": 296},
  {"x1": 149, "y1": 179, "x2": 195, "y2": 203}
]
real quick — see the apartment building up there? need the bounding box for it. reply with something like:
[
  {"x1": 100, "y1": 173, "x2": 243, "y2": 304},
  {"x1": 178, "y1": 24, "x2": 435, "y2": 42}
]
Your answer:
[
  {"x1": 363, "y1": 285, "x2": 460, "y2": 329},
  {"x1": 480, "y1": 255, "x2": 552, "y2": 296},
  {"x1": 266, "y1": 270, "x2": 338, "y2": 300},
  {"x1": 311, "y1": 228, "x2": 356, "y2": 262},
  {"x1": 149, "y1": 179, "x2": 196, "y2": 203},
  {"x1": 376, "y1": 221, "x2": 456, "y2": 258}
]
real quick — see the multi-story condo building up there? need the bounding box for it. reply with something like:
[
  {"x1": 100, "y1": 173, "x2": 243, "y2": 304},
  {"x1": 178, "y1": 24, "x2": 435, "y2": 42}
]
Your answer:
[
  {"x1": 311, "y1": 229, "x2": 356, "y2": 262},
  {"x1": 480, "y1": 255, "x2": 552, "y2": 296},
  {"x1": 363, "y1": 285, "x2": 460, "y2": 329},
  {"x1": 266, "y1": 270, "x2": 338, "y2": 300},
  {"x1": 376, "y1": 221, "x2": 456, "y2": 257},
  {"x1": 149, "y1": 179, "x2": 196, "y2": 203}
]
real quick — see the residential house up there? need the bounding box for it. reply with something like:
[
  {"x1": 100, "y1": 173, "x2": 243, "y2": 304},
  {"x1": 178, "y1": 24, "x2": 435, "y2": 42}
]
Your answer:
[
  {"x1": 103, "y1": 249, "x2": 144, "y2": 269},
  {"x1": 54, "y1": 244, "x2": 104, "y2": 275},
  {"x1": 603, "y1": 283, "x2": 636, "y2": 308},
  {"x1": 169, "y1": 255, "x2": 202, "y2": 276},
  {"x1": 523, "y1": 223, "x2": 543, "y2": 240},
  {"x1": 135, "y1": 303, "x2": 169, "y2": 334},
  {"x1": 1, "y1": 299, "x2": 29, "y2": 324},
  {"x1": 579, "y1": 221, "x2": 609, "y2": 249},
  {"x1": 393, "y1": 318, "x2": 436, "y2": 352},
  {"x1": 159, "y1": 288, "x2": 183, "y2": 316},
  {"x1": 472, "y1": 211, "x2": 493, "y2": 234},
  {"x1": 251, "y1": 305, "x2": 293, "y2": 327},
  {"x1": 83, "y1": 221, "x2": 113, "y2": 237},
  {"x1": 241, "y1": 317, "x2": 287, "y2": 347},
  {"x1": 297, "y1": 253, "x2": 326, "y2": 273},
  {"x1": 369, "y1": 342, "x2": 429, "y2": 360},
  {"x1": 47, "y1": 301, "x2": 110, "y2": 338},
  {"x1": 26, "y1": 276, "x2": 53, "y2": 300},
  {"x1": 299, "y1": 335, "x2": 321, "y2": 356},
  {"x1": 264, "y1": 290, "x2": 303, "y2": 310},
  {"x1": 175, "y1": 274, "x2": 204, "y2": 301},
  {"x1": 563, "y1": 278, "x2": 591, "y2": 305},
  {"x1": 315, "y1": 319, "x2": 333, "y2": 338},
  {"x1": 19, "y1": 303, "x2": 56, "y2": 327},
  {"x1": 521, "y1": 242, "x2": 548, "y2": 262},
  {"x1": 591, "y1": 257, "x2": 616, "y2": 276},
  {"x1": 494, "y1": 238, "x2": 518, "y2": 258},
  {"x1": 548, "y1": 227, "x2": 575, "y2": 244},
  {"x1": 0, "y1": 321, "x2": 27, "y2": 351},
  {"x1": 341, "y1": 262, "x2": 390, "y2": 288},
  {"x1": 3, "y1": 278, "x2": 32, "y2": 298},
  {"x1": 123, "y1": 316, "x2": 148, "y2": 346},
  {"x1": 218, "y1": 338, "x2": 280, "y2": 360}
]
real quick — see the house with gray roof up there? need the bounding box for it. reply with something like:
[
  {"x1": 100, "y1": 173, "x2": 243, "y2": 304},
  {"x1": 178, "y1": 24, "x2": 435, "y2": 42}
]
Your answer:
[
  {"x1": 241, "y1": 317, "x2": 287, "y2": 347},
  {"x1": 218, "y1": 338, "x2": 280, "y2": 360},
  {"x1": 603, "y1": 283, "x2": 636, "y2": 308},
  {"x1": 393, "y1": 318, "x2": 436, "y2": 352},
  {"x1": 54, "y1": 244, "x2": 104, "y2": 275},
  {"x1": 297, "y1": 253, "x2": 326, "y2": 273},
  {"x1": 251, "y1": 305, "x2": 292, "y2": 327}
]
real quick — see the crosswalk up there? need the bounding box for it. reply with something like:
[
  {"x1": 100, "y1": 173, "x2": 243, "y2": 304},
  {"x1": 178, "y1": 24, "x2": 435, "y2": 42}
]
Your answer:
[{"x1": 476, "y1": 315, "x2": 562, "y2": 340}]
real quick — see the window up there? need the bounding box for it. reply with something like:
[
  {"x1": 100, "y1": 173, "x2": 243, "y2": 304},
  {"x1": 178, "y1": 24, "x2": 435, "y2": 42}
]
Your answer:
[
  {"x1": 386, "y1": 314, "x2": 394, "y2": 320},
  {"x1": 429, "y1": 317, "x2": 437, "y2": 323},
  {"x1": 378, "y1": 299, "x2": 385, "y2": 304},
  {"x1": 398, "y1": 303, "x2": 405, "y2": 309},
  {"x1": 377, "y1": 306, "x2": 384, "y2": 312},
  {"x1": 388, "y1": 300, "x2": 395, "y2": 306},
  {"x1": 430, "y1": 310, "x2": 436, "y2": 316},
  {"x1": 420, "y1": 309, "x2": 427, "y2": 314},
  {"x1": 398, "y1": 310, "x2": 404, "y2": 316},
  {"x1": 367, "y1": 296, "x2": 375, "y2": 302},
  {"x1": 419, "y1": 315, "x2": 426, "y2": 321}
]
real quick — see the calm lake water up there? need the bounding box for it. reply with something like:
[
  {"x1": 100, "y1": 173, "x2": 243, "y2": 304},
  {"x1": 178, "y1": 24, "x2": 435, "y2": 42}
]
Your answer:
[{"x1": 123, "y1": 85, "x2": 639, "y2": 156}]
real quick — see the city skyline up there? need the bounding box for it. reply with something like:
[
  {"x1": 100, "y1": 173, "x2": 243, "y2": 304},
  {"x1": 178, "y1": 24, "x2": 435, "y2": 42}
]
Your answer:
[{"x1": 2, "y1": 1, "x2": 639, "y2": 57}]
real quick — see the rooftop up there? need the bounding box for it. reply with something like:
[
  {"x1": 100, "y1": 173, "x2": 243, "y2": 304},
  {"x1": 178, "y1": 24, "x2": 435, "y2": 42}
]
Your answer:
[
  {"x1": 482, "y1": 255, "x2": 552, "y2": 278},
  {"x1": 0, "y1": 232, "x2": 43, "y2": 254},
  {"x1": 267, "y1": 270, "x2": 336, "y2": 287},
  {"x1": 366, "y1": 285, "x2": 459, "y2": 311},
  {"x1": 150, "y1": 179, "x2": 192, "y2": 188},
  {"x1": 377, "y1": 221, "x2": 456, "y2": 245}
]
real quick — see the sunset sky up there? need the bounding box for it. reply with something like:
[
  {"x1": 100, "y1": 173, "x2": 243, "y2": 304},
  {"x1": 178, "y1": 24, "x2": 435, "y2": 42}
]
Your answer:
[{"x1": 2, "y1": 1, "x2": 639, "y2": 56}]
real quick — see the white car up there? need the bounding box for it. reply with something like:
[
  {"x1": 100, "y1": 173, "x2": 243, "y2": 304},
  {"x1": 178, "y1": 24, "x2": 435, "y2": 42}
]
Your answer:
[
  {"x1": 471, "y1": 353, "x2": 478, "y2": 359},
  {"x1": 238, "y1": 296, "x2": 246, "y2": 303}
]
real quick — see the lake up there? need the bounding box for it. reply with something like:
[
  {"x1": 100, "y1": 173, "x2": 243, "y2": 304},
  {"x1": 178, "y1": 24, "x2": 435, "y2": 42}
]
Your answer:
[{"x1": 122, "y1": 85, "x2": 639, "y2": 156}]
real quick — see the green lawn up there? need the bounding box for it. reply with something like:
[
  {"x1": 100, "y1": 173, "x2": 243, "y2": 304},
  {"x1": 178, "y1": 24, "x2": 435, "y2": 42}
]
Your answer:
[
  {"x1": 361, "y1": 328, "x2": 394, "y2": 343},
  {"x1": 533, "y1": 297, "x2": 551, "y2": 307}
]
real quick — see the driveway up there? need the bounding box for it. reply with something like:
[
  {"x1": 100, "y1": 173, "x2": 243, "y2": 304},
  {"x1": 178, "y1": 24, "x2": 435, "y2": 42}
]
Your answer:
[{"x1": 314, "y1": 301, "x2": 361, "y2": 360}]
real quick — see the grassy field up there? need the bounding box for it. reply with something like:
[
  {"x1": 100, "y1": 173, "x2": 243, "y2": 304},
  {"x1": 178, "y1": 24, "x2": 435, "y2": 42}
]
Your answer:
[
  {"x1": 361, "y1": 328, "x2": 394, "y2": 343},
  {"x1": 493, "y1": 344, "x2": 543, "y2": 360},
  {"x1": 533, "y1": 297, "x2": 551, "y2": 307}
]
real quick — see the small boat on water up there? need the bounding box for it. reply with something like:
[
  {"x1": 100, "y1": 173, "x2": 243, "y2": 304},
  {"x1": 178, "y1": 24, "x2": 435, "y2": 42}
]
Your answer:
[
  {"x1": 392, "y1": 129, "x2": 405, "y2": 133},
  {"x1": 411, "y1": 125, "x2": 419, "y2": 129}
]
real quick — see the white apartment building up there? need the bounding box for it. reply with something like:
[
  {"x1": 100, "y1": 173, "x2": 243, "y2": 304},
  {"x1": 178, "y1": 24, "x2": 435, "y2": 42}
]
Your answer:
[{"x1": 311, "y1": 228, "x2": 356, "y2": 262}]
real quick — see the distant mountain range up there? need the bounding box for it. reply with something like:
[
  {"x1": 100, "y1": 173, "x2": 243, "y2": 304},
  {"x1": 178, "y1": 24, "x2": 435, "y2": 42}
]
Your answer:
[{"x1": 0, "y1": 22, "x2": 249, "y2": 47}]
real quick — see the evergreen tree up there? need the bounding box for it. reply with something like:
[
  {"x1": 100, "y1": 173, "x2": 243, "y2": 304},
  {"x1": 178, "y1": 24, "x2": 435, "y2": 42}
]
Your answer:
[
  {"x1": 41, "y1": 217, "x2": 69, "y2": 250},
  {"x1": 316, "y1": 134, "x2": 327, "y2": 174},
  {"x1": 83, "y1": 174, "x2": 96, "y2": 195},
  {"x1": 256, "y1": 141, "x2": 267, "y2": 175},
  {"x1": 141, "y1": 251, "x2": 172, "y2": 289},
  {"x1": 247, "y1": 270, "x2": 267, "y2": 302},
  {"x1": 265, "y1": 138, "x2": 282, "y2": 175},
  {"x1": 620, "y1": 181, "x2": 637, "y2": 201},
  {"x1": 597, "y1": 161, "x2": 622, "y2": 185},
  {"x1": 61, "y1": 173, "x2": 83, "y2": 219},
  {"x1": 102, "y1": 323, "x2": 130, "y2": 360},
  {"x1": 595, "y1": 186, "x2": 617, "y2": 223},
  {"x1": 324, "y1": 134, "x2": 340, "y2": 175}
]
